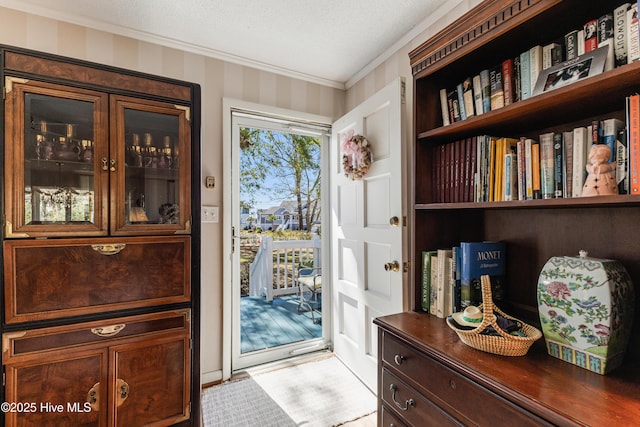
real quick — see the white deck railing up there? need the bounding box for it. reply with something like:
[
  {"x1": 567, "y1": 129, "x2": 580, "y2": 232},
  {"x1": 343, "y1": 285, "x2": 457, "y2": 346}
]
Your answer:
[{"x1": 249, "y1": 235, "x2": 321, "y2": 301}]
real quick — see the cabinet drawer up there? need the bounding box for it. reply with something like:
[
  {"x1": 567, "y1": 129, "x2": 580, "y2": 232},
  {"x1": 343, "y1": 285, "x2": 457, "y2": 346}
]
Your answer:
[
  {"x1": 3, "y1": 309, "x2": 190, "y2": 363},
  {"x1": 380, "y1": 404, "x2": 408, "y2": 427},
  {"x1": 381, "y1": 368, "x2": 462, "y2": 427},
  {"x1": 4, "y1": 236, "x2": 190, "y2": 323},
  {"x1": 382, "y1": 332, "x2": 550, "y2": 426}
]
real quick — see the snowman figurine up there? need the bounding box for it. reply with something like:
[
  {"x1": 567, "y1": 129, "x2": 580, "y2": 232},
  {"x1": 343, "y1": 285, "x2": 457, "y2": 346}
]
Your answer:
[{"x1": 582, "y1": 144, "x2": 618, "y2": 197}]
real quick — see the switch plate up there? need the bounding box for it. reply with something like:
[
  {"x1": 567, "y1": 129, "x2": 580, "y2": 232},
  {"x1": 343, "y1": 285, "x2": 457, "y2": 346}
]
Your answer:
[{"x1": 202, "y1": 206, "x2": 219, "y2": 223}]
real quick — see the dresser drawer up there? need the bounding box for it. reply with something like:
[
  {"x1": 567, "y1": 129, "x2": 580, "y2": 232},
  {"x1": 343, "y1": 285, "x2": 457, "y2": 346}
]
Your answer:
[
  {"x1": 381, "y1": 368, "x2": 462, "y2": 427},
  {"x1": 380, "y1": 404, "x2": 407, "y2": 427},
  {"x1": 4, "y1": 236, "x2": 190, "y2": 323},
  {"x1": 3, "y1": 309, "x2": 190, "y2": 363},
  {"x1": 382, "y1": 332, "x2": 550, "y2": 427}
]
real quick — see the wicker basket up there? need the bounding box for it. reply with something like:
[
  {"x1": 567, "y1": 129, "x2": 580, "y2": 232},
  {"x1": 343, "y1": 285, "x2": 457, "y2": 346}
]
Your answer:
[{"x1": 446, "y1": 275, "x2": 542, "y2": 356}]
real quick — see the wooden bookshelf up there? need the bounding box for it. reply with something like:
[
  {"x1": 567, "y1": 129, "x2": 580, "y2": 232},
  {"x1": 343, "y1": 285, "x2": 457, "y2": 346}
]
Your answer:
[{"x1": 377, "y1": 0, "x2": 640, "y2": 425}]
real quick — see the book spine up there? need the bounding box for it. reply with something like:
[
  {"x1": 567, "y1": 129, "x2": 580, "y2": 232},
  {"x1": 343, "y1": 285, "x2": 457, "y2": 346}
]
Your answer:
[
  {"x1": 614, "y1": 3, "x2": 631, "y2": 67},
  {"x1": 532, "y1": 142, "x2": 542, "y2": 199},
  {"x1": 628, "y1": 4, "x2": 640, "y2": 64},
  {"x1": 504, "y1": 153, "x2": 516, "y2": 201},
  {"x1": 479, "y1": 69, "x2": 491, "y2": 113},
  {"x1": 429, "y1": 254, "x2": 438, "y2": 315},
  {"x1": 572, "y1": 126, "x2": 589, "y2": 197},
  {"x1": 469, "y1": 136, "x2": 477, "y2": 202},
  {"x1": 421, "y1": 251, "x2": 431, "y2": 311},
  {"x1": 517, "y1": 137, "x2": 525, "y2": 200},
  {"x1": 597, "y1": 13, "x2": 615, "y2": 71},
  {"x1": 603, "y1": 118, "x2": 624, "y2": 163},
  {"x1": 584, "y1": 19, "x2": 598, "y2": 52},
  {"x1": 439, "y1": 88, "x2": 451, "y2": 126},
  {"x1": 565, "y1": 29, "x2": 579, "y2": 60},
  {"x1": 525, "y1": 138, "x2": 534, "y2": 199},
  {"x1": 519, "y1": 50, "x2": 531, "y2": 100},
  {"x1": 456, "y1": 83, "x2": 467, "y2": 121},
  {"x1": 472, "y1": 74, "x2": 484, "y2": 115},
  {"x1": 553, "y1": 132, "x2": 564, "y2": 198},
  {"x1": 542, "y1": 43, "x2": 562, "y2": 69},
  {"x1": 629, "y1": 94, "x2": 640, "y2": 194},
  {"x1": 501, "y1": 59, "x2": 514, "y2": 106},
  {"x1": 563, "y1": 131, "x2": 574, "y2": 198},
  {"x1": 617, "y1": 127, "x2": 628, "y2": 194},
  {"x1": 529, "y1": 45, "x2": 543, "y2": 94},
  {"x1": 463, "y1": 77, "x2": 475, "y2": 118},
  {"x1": 436, "y1": 249, "x2": 452, "y2": 319},
  {"x1": 489, "y1": 66, "x2": 504, "y2": 110},
  {"x1": 540, "y1": 132, "x2": 555, "y2": 199},
  {"x1": 513, "y1": 54, "x2": 521, "y2": 102},
  {"x1": 448, "y1": 89, "x2": 460, "y2": 122}
]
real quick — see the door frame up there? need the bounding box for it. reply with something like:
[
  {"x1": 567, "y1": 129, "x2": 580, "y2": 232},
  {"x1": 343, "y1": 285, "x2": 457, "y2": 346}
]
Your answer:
[{"x1": 222, "y1": 98, "x2": 332, "y2": 379}]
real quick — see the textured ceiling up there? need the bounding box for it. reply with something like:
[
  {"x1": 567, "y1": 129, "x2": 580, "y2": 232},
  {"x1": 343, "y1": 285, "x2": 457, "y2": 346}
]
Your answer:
[{"x1": 0, "y1": 0, "x2": 456, "y2": 88}]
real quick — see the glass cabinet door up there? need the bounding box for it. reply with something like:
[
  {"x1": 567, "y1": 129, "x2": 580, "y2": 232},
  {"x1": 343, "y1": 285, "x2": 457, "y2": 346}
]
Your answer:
[
  {"x1": 4, "y1": 78, "x2": 109, "y2": 237},
  {"x1": 110, "y1": 96, "x2": 191, "y2": 235}
]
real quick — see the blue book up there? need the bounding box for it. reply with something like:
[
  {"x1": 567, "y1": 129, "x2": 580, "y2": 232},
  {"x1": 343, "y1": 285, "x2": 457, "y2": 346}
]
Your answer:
[
  {"x1": 519, "y1": 50, "x2": 531, "y2": 100},
  {"x1": 479, "y1": 69, "x2": 491, "y2": 113},
  {"x1": 456, "y1": 82, "x2": 467, "y2": 120},
  {"x1": 460, "y1": 241, "x2": 506, "y2": 308}
]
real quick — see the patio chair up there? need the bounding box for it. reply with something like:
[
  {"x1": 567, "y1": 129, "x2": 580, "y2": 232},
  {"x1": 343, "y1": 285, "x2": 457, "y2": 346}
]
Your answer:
[{"x1": 296, "y1": 266, "x2": 322, "y2": 324}]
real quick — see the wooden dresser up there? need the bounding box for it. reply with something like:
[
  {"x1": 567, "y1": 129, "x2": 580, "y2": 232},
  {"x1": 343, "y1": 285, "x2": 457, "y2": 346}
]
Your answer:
[{"x1": 375, "y1": 312, "x2": 640, "y2": 426}]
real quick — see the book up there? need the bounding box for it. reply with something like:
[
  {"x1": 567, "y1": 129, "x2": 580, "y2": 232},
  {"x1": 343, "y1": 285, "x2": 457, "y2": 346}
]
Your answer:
[
  {"x1": 628, "y1": 94, "x2": 640, "y2": 194},
  {"x1": 513, "y1": 54, "x2": 521, "y2": 102},
  {"x1": 583, "y1": 18, "x2": 598, "y2": 52},
  {"x1": 489, "y1": 65, "x2": 504, "y2": 110},
  {"x1": 452, "y1": 246, "x2": 461, "y2": 314},
  {"x1": 496, "y1": 137, "x2": 519, "y2": 201},
  {"x1": 519, "y1": 49, "x2": 531, "y2": 100},
  {"x1": 614, "y1": 3, "x2": 631, "y2": 67},
  {"x1": 472, "y1": 74, "x2": 484, "y2": 115},
  {"x1": 456, "y1": 82, "x2": 467, "y2": 121},
  {"x1": 516, "y1": 137, "x2": 525, "y2": 200},
  {"x1": 617, "y1": 126, "x2": 628, "y2": 194},
  {"x1": 488, "y1": 136, "x2": 497, "y2": 201},
  {"x1": 421, "y1": 251, "x2": 437, "y2": 312},
  {"x1": 460, "y1": 241, "x2": 506, "y2": 308},
  {"x1": 565, "y1": 29, "x2": 580, "y2": 60},
  {"x1": 562, "y1": 130, "x2": 574, "y2": 198},
  {"x1": 597, "y1": 13, "x2": 615, "y2": 71},
  {"x1": 553, "y1": 132, "x2": 564, "y2": 198},
  {"x1": 504, "y1": 152, "x2": 517, "y2": 201},
  {"x1": 429, "y1": 253, "x2": 439, "y2": 315},
  {"x1": 543, "y1": 42, "x2": 563, "y2": 69},
  {"x1": 462, "y1": 77, "x2": 475, "y2": 119},
  {"x1": 479, "y1": 69, "x2": 491, "y2": 113},
  {"x1": 531, "y1": 141, "x2": 542, "y2": 199},
  {"x1": 529, "y1": 45, "x2": 543, "y2": 95},
  {"x1": 448, "y1": 89, "x2": 461, "y2": 122},
  {"x1": 577, "y1": 29, "x2": 585, "y2": 55},
  {"x1": 524, "y1": 138, "x2": 535, "y2": 200},
  {"x1": 602, "y1": 118, "x2": 625, "y2": 164},
  {"x1": 501, "y1": 58, "x2": 514, "y2": 106},
  {"x1": 539, "y1": 132, "x2": 555, "y2": 199},
  {"x1": 572, "y1": 126, "x2": 589, "y2": 197},
  {"x1": 439, "y1": 88, "x2": 451, "y2": 126},
  {"x1": 628, "y1": 3, "x2": 640, "y2": 64},
  {"x1": 436, "y1": 249, "x2": 453, "y2": 318}
]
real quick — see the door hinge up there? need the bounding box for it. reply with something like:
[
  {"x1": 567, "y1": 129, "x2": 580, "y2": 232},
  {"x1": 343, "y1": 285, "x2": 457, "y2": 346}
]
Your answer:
[
  {"x1": 400, "y1": 80, "x2": 406, "y2": 105},
  {"x1": 231, "y1": 226, "x2": 236, "y2": 253}
]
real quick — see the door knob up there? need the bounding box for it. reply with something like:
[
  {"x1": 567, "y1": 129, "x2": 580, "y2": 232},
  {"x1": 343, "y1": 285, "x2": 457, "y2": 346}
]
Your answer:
[
  {"x1": 384, "y1": 261, "x2": 400, "y2": 272},
  {"x1": 389, "y1": 216, "x2": 400, "y2": 227}
]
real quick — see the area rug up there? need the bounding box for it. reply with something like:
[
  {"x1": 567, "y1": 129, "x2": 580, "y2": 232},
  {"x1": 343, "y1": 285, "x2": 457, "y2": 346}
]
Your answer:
[{"x1": 201, "y1": 356, "x2": 376, "y2": 426}]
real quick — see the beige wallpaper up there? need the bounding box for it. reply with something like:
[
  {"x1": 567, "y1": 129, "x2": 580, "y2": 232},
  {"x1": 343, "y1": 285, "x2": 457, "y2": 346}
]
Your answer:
[{"x1": 0, "y1": 0, "x2": 479, "y2": 383}]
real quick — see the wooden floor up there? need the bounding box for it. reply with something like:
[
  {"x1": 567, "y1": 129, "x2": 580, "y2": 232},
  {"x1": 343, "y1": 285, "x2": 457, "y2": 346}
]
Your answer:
[{"x1": 240, "y1": 295, "x2": 322, "y2": 353}]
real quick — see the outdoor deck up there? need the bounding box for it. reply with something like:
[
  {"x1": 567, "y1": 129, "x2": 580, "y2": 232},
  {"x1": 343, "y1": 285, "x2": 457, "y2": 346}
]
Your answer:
[{"x1": 240, "y1": 295, "x2": 322, "y2": 353}]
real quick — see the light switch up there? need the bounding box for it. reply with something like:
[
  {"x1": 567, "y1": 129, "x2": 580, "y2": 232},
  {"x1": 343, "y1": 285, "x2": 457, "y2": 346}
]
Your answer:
[{"x1": 202, "y1": 206, "x2": 219, "y2": 223}]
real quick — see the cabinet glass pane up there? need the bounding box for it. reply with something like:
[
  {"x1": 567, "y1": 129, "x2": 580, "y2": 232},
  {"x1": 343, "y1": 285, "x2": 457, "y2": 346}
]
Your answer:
[
  {"x1": 124, "y1": 108, "x2": 180, "y2": 225},
  {"x1": 24, "y1": 93, "x2": 95, "y2": 225}
]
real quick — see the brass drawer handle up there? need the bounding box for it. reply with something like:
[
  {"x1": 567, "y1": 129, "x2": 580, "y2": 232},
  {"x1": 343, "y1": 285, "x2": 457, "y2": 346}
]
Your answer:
[
  {"x1": 116, "y1": 379, "x2": 129, "y2": 407},
  {"x1": 87, "y1": 382, "x2": 100, "y2": 412},
  {"x1": 389, "y1": 384, "x2": 415, "y2": 411},
  {"x1": 394, "y1": 354, "x2": 405, "y2": 365},
  {"x1": 91, "y1": 324, "x2": 126, "y2": 337},
  {"x1": 91, "y1": 243, "x2": 126, "y2": 255}
]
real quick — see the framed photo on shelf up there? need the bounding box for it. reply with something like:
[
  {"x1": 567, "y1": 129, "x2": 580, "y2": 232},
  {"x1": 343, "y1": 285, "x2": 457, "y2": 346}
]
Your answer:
[{"x1": 532, "y1": 46, "x2": 608, "y2": 96}]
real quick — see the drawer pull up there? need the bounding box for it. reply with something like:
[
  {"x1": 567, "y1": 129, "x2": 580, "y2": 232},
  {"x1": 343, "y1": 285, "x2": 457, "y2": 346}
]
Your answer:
[
  {"x1": 91, "y1": 243, "x2": 126, "y2": 255},
  {"x1": 116, "y1": 378, "x2": 129, "y2": 407},
  {"x1": 389, "y1": 384, "x2": 415, "y2": 411},
  {"x1": 91, "y1": 324, "x2": 126, "y2": 337},
  {"x1": 449, "y1": 379, "x2": 457, "y2": 390},
  {"x1": 394, "y1": 354, "x2": 406, "y2": 365},
  {"x1": 86, "y1": 382, "x2": 100, "y2": 412}
]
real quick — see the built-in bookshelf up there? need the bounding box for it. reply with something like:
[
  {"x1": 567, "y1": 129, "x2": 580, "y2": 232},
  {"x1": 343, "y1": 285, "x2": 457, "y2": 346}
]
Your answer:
[
  {"x1": 375, "y1": 1, "x2": 640, "y2": 425},
  {"x1": 410, "y1": 0, "x2": 640, "y2": 363}
]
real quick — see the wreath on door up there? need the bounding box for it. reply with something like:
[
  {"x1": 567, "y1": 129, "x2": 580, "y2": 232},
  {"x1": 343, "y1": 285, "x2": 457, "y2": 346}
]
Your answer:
[{"x1": 341, "y1": 130, "x2": 372, "y2": 180}]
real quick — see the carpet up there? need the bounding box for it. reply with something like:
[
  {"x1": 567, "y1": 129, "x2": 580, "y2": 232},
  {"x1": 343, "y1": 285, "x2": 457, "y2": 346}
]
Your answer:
[{"x1": 201, "y1": 356, "x2": 376, "y2": 427}]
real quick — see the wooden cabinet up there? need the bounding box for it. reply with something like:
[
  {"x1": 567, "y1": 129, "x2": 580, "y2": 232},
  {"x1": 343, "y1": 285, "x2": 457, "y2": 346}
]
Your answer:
[
  {"x1": 1, "y1": 46, "x2": 200, "y2": 426},
  {"x1": 383, "y1": 0, "x2": 640, "y2": 425},
  {"x1": 375, "y1": 313, "x2": 640, "y2": 426},
  {"x1": 3, "y1": 310, "x2": 191, "y2": 427}
]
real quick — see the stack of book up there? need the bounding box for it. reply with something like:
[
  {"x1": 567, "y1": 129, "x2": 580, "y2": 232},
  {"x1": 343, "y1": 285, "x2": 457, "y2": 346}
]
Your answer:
[
  {"x1": 421, "y1": 241, "x2": 506, "y2": 318},
  {"x1": 438, "y1": 2, "x2": 639, "y2": 127}
]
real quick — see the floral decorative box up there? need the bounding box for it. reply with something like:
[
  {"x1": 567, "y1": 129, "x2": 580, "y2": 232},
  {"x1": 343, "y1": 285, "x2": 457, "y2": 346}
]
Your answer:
[{"x1": 537, "y1": 250, "x2": 635, "y2": 375}]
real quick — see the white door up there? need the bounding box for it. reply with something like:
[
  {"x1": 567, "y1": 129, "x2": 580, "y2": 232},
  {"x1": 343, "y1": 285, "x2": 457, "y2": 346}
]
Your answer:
[{"x1": 331, "y1": 78, "x2": 405, "y2": 391}]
